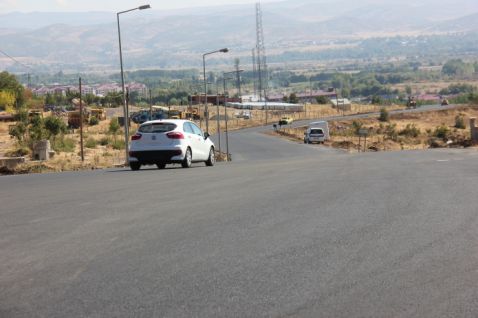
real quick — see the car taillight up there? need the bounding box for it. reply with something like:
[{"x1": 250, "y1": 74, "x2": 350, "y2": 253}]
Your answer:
[
  {"x1": 166, "y1": 132, "x2": 184, "y2": 139},
  {"x1": 131, "y1": 133, "x2": 142, "y2": 141}
]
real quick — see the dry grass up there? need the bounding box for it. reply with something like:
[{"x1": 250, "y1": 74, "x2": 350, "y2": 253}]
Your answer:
[{"x1": 269, "y1": 105, "x2": 478, "y2": 152}]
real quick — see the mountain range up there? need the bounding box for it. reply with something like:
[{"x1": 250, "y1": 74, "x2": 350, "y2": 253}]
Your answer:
[{"x1": 1, "y1": 0, "x2": 477, "y2": 73}]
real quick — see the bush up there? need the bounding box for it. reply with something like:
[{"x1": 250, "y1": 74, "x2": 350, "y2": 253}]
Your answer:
[
  {"x1": 371, "y1": 95, "x2": 383, "y2": 105},
  {"x1": 5, "y1": 146, "x2": 31, "y2": 157},
  {"x1": 455, "y1": 115, "x2": 466, "y2": 129},
  {"x1": 379, "y1": 108, "x2": 389, "y2": 122},
  {"x1": 85, "y1": 137, "x2": 97, "y2": 149},
  {"x1": 351, "y1": 120, "x2": 363, "y2": 134},
  {"x1": 385, "y1": 123, "x2": 398, "y2": 141},
  {"x1": 315, "y1": 96, "x2": 329, "y2": 104},
  {"x1": 53, "y1": 137, "x2": 76, "y2": 153},
  {"x1": 399, "y1": 124, "x2": 421, "y2": 138},
  {"x1": 89, "y1": 116, "x2": 99, "y2": 126},
  {"x1": 44, "y1": 116, "x2": 67, "y2": 139},
  {"x1": 99, "y1": 137, "x2": 110, "y2": 146},
  {"x1": 433, "y1": 124, "x2": 451, "y2": 139},
  {"x1": 112, "y1": 140, "x2": 125, "y2": 150}
]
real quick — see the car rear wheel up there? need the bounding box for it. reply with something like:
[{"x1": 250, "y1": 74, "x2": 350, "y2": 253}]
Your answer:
[
  {"x1": 156, "y1": 163, "x2": 166, "y2": 169},
  {"x1": 130, "y1": 162, "x2": 141, "y2": 171},
  {"x1": 205, "y1": 147, "x2": 215, "y2": 166},
  {"x1": 182, "y1": 148, "x2": 192, "y2": 168}
]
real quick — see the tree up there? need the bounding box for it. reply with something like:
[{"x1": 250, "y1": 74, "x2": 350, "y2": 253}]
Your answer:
[
  {"x1": 442, "y1": 59, "x2": 475, "y2": 78},
  {"x1": 103, "y1": 92, "x2": 123, "y2": 107},
  {"x1": 315, "y1": 96, "x2": 329, "y2": 104},
  {"x1": 0, "y1": 90, "x2": 16, "y2": 112},
  {"x1": 45, "y1": 93, "x2": 55, "y2": 106},
  {"x1": 28, "y1": 115, "x2": 46, "y2": 142},
  {"x1": 289, "y1": 93, "x2": 299, "y2": 104},
  {"x1": 44, "y1": 116, "x2": 67, "y2": 141},
  {"x1": 9, "y1": 108, "x2": 29, "y2": 143},
  {"x1": 0, "y1": 71, "x2": 25, "y2": 107},
  {"x1": 84, "y1": 93, "x2": 98, "y2": 105}
]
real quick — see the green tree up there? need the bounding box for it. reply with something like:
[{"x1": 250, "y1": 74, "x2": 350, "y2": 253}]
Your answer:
[
  {"x1": 45, "y1": 93, "x2": 55, "y2": 106},
  {"x1": 28, "y1": 115, "x2": 46, "y2": 142},
  {"x1": 103, "y1": 92, "x2": 123, "y2": 107},
  {"x1": 84, "y1": 93, "x2": 98, "y2": 105},
  {"x1": 169, "y1": 97, "x2": 179, "y2": 105},
  {"x1": 315, "y1": 96, "x2": 329, "y2": 104},
  {"x1": 44, "y1": 116, "x2": 67, "y2": 141},
  {"x1": 9, "y1": 109, "x2": 28, "y2": 143},
  {"x1": 442, "y1": 59, "x2": 475, "y2": 77},
  {"x1": 289, "y1": 93, "x2": 299, "y2": 104}
]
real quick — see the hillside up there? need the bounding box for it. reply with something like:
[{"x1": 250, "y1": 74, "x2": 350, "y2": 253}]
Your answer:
[{"x1": 0, "y1": 0, "x2": 477, "y2": 72}]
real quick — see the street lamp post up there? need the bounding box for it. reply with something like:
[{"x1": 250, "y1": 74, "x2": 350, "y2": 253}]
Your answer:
[
  {"x1": 203, "y1": 48, "x2": 229, "y2": 134},
  {"x1": 117, "y1": 4, "x2": 151, "y2": 165},
  {"x1": 223, "y1": 76, "x2": 234, "y2": 162}
]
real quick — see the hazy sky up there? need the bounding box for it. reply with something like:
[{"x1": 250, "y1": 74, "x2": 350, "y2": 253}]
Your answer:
[{"x1": 0, "y1": 0, "x2": 276, "y2": 13}]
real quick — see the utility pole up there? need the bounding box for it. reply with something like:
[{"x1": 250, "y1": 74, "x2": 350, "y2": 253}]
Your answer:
[
  {"x1": 79, "y1": 77, "x2": 84, "y2": 162},
  {"x1": 202, "y1": 48, "x2": 229, "y2": 134},
  {"x1": 255, "y1": 2, "x2": 269, "y2": 124},
  {"x1": 215, "y1": 81, "x2": 221, "y2": 154},
  {"x1": 235, "y1": 58, "x2": 242, "y2": 99},
  {"x1": 149, "y1": 88, "x2": 153, "y2": 121},
  {"x1": 252, "y1": 48, "x2": 258, "y2": 98},
  {"x1": 223, "y1": 76, "x2": 233, "y2": 162}
]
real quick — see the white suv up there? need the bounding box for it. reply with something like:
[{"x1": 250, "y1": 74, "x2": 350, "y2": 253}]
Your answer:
[
  {"x1": 128, "y1": 119, "x2": 215, "y2": 170},
  {"x1": 304, "y1": 128, "x2": 326, "y2": 144}
]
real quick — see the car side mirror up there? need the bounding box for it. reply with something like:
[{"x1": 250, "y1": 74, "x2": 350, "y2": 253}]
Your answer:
[{"x1": 204, "y1": 132, "x2": 210, "y2": 139}]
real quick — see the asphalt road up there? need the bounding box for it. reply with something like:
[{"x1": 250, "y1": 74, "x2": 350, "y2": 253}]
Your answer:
[{"x1": 1, "y1": 106, "x2": 478, "y2": 317}]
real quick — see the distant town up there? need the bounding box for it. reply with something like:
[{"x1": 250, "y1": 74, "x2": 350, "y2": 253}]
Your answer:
[{"x1": 31, "y1": 82, "x2": 148, "y2": 98}]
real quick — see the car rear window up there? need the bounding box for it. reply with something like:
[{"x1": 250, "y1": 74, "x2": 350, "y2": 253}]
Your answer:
[
  {"x1": 310, "y1": 129, "x2": 324, "y2": 134},
  {"x1": 139, "y1": 123, "x2": 177, "y2": 133}
]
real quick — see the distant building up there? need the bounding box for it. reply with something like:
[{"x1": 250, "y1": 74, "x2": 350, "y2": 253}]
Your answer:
[
  {"x1": 268, "y1": 90, "x2": 337, "y2": 103},
  {"x1": 32, "y1": 82, "x2": 147, "y2": 98},
  {"x1": 227, "y1": 101, "x2": 304, "y2": 112},
  {"x1": 190, "y1": 94, "x2": 241, "y2": 106}
]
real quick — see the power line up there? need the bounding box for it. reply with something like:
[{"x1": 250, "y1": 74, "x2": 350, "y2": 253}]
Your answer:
[{"x1": 0, "y1": 48, "x2": 34, "y2": 72}]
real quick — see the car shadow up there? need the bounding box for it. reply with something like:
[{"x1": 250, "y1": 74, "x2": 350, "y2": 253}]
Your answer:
[{"x1": 106, "y1": 165, "x2": 203, "y2": 173}]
